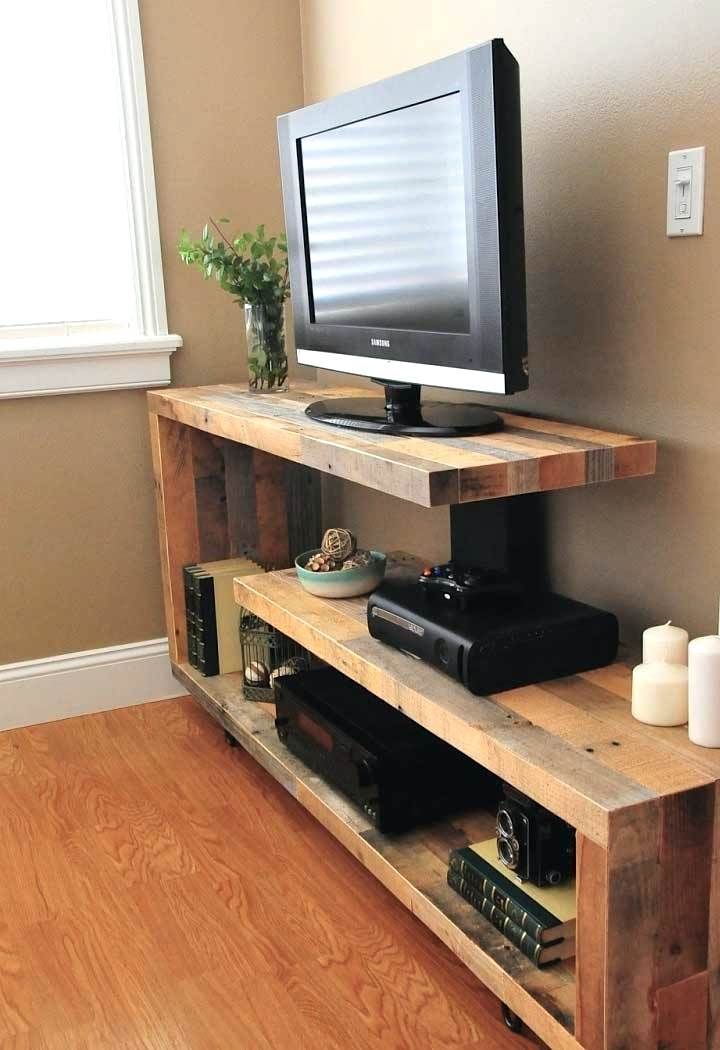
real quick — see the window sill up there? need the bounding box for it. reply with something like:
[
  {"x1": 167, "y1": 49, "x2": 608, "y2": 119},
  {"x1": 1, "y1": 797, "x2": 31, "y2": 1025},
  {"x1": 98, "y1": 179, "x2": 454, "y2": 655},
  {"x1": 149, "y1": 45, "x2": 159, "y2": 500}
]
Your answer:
[{"x1": 0, "y1": 334, "x2": 182, "y2": 399}]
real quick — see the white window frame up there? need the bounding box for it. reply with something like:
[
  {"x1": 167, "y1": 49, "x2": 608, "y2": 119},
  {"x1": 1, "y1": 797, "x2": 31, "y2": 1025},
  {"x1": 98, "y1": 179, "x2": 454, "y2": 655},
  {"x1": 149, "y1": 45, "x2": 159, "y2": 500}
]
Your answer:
[{"x1": 0, "y1": 0, "x2": 181, "y2": 400}]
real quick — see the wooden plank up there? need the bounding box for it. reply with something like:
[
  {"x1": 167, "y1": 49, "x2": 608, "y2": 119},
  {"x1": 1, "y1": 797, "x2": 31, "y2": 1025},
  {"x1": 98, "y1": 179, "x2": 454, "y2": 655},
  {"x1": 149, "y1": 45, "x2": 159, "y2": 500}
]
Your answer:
[
  {"x1": 223, "y1": 445, "x2": 319, "y2": 568},
  {"x1": 545, "y1": 672, "x2": 720, "y2": 783},
  {"x1": 285, "y1": 461, "x2": 322, "y2": 561},
  {"x1": 147, "y1": 384, "x2": 656, "y2": 509},
  {"x1": 575, "y1": 835, "x2": 607, "y2": 1050},
  {"x1": 223, "y1": 442, "x2": 257, "y2": 559},
  {"x1": 253, "y1": 449, "x2": 291, "y2": 569},
  {"x1": 298, "y1": 427, "x2": 459, "y2": 507},
  {"x1": 656, "y1": 786, "x2": 713, "y2": 989},
  {"x1": 191, "y1": 430, "x2": 228, "y2": 561},
  {"x1": 497, "y1": 682, "x2": 713, "y2": 797},
  {"x1": 578, "y1": 791, "x2": 713, "y2": 1050},
  {"x1": 604, "y1": 802, "x2": 663, "y2": 1048},
  {"x1": 172, "y1": 660, "x2": 579, "y2": 1050},
  {"x1": 656, "y1": 972, "x2": 709, "y2": 1050},
  {"x1": 233, "y1": 568, "x2": 662, "y2": 845},
  {"x1": 148, "y1": 414, "x2": 200, "y2": 663},
  {"x1": 613, "y1": 439, "x2": 658, "y2": 480}
]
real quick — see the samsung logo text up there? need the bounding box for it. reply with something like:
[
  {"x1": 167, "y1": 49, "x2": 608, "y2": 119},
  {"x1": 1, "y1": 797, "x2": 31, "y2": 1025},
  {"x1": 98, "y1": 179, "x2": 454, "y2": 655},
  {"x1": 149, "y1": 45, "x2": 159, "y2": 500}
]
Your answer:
[{"x1": 370, "y1": 338, "x2": 390, "y2": 348}]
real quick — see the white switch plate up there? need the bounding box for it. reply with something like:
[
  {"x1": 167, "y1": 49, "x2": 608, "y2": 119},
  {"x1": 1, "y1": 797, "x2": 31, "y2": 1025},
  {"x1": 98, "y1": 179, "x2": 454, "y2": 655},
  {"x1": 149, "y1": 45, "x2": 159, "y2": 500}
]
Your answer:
[{"x1": 667, "y1": 147, "x2": 705, "y2": 236}]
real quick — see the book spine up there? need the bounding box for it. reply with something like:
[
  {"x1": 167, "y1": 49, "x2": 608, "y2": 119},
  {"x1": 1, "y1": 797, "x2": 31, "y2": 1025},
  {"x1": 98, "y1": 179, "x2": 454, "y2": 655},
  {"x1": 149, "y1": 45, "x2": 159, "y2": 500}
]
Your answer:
[
  {"x1": 448, "y1": 854, "x2": 546, "y2": 944},
  {"x1": 183, "y1": 568, "x2": 198, "y2": 668},
  {"x1": 447, "y1": 870, "x2": 545, "y2": 967},
  {"x1": 195, "y1": 576, "x2": 219, "y2": 676}
]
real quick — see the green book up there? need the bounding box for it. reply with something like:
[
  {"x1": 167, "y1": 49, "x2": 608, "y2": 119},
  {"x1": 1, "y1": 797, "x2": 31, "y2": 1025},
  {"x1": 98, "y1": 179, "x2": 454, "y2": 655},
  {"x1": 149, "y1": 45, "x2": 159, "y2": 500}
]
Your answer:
[
  {"x1": 447, "y1": 870, "x2": 575, "y2": 968},
  {"x1": 448, "y1": 838, "x2": 576, "y2": 945},
  {"x1": 183, "y1": 565, "x2": 199, "y2": 668},
  {"x1": 192, "y1": 570, "x2": 219, "y2": 676}
]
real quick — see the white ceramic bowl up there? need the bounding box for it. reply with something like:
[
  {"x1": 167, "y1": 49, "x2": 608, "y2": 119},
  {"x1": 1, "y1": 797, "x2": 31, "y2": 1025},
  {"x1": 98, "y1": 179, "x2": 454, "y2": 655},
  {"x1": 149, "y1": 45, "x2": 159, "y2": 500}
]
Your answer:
[{"x1": 295, "y1": 549, "x2": 386, "y2": 598}]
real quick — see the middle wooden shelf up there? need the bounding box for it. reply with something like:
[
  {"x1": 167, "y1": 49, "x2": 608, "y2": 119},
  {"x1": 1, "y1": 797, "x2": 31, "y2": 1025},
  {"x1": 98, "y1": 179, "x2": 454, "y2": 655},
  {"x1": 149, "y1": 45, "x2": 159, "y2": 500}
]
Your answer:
[{"x1": 233, "y1": 560, "x2": 716, "y2": 847}]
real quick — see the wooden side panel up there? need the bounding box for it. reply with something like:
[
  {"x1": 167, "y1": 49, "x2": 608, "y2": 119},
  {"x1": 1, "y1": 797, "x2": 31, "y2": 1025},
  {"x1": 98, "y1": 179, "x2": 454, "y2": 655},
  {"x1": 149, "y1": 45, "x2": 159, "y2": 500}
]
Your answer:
[
  {"x1": 577, "y1": 790, "x2": 715, "y2": 1050},
  {"x1": 148, "y1": 414, "x2": 200, "y2": 663},
  {"x1": 191, "y1": 430, "x2": 228, "y2": 561},
  {"x1": 606, "y1": 802, "x2": 663, "y2": 1048},
  {"x1": 575, "y1": 836, "x2": 607, "y2": 1050},
  {"x1": 576, "y1": 803, "x2": 662, "y2": 1049},
  {"x1": 656, "y1": 786, "x2": 713, "y2": 989}
]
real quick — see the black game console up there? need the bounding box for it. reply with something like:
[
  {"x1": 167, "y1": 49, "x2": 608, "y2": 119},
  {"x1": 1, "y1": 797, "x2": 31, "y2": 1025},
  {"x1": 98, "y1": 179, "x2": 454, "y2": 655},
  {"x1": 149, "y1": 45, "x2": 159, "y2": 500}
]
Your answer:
[
  {"x1": 418, "y1": 562, "x2": 524, "y2": 611},
  {"x1": 274, "y1": 667, "x2": 499, "y2": 832},
  {"x1": 367, "y1": 578, "x2": 618, "y2": 695}
]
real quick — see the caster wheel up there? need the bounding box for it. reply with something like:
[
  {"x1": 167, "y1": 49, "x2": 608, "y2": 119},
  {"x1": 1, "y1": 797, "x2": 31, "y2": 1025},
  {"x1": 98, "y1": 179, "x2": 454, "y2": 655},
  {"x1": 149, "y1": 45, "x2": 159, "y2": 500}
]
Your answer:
[
  {"x1": 224, "y1": 729, "x2": 239, "y2": 748},
  {"x1": 501, "y1": 1003, "x2": 524, "y2": 1034}
]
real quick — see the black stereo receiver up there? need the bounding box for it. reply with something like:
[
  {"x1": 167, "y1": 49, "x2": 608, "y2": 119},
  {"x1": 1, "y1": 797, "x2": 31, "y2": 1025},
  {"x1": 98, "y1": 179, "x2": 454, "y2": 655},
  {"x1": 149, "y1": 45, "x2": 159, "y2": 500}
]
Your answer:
[
  {"x1": 367, "y1": 579, "x2": 618, "y2": 695},
  {"x1": 274, "y1": 667, "x2": 498, "y2": 832}
]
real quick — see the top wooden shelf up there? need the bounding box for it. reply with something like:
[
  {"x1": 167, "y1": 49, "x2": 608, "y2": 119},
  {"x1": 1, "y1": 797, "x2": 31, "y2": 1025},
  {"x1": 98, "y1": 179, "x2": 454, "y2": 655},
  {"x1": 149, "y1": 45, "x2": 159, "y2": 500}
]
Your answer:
[{"x1": 148, "y1": 384, "x2": 656, "y2": 508}]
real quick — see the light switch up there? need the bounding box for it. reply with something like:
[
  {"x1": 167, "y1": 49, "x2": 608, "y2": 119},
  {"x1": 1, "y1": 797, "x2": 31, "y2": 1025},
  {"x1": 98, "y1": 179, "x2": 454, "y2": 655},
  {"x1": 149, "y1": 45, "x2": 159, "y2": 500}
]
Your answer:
[
  {"x1": 667, "y1": 147, "x2": 705, "y2": 236},
  {"x1": 674, "y1": 166, "x2": 692, "y2": 219}
]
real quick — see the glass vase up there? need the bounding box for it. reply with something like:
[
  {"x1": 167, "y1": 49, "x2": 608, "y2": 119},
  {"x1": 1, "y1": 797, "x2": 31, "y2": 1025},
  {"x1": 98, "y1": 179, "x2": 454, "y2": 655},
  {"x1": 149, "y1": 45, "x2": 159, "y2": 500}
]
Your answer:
[{"x1": 244, "y1": 302, "x2": 288, "y2": 393}]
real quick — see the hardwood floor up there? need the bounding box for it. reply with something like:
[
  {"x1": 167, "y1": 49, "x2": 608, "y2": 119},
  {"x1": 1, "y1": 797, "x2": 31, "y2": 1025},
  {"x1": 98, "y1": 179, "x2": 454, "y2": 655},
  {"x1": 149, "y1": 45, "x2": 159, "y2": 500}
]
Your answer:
[{"x1": 0, "y1": 697, "x2": 542, "y2": 1049}]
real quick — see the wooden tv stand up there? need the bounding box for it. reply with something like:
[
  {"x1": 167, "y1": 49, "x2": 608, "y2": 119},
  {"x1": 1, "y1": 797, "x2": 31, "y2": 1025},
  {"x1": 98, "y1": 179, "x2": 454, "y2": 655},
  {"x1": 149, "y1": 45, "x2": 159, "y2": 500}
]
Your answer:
[{"x1": 149, "y1": 383, "x2": 718, "y2": 1050}]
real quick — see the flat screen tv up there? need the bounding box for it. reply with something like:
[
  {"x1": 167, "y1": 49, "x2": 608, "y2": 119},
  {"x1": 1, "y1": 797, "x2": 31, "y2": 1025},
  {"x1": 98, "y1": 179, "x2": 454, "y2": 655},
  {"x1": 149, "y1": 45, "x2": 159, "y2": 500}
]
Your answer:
[{"x1": 277, "y1": 38, "x2": 527, "y2": 436}]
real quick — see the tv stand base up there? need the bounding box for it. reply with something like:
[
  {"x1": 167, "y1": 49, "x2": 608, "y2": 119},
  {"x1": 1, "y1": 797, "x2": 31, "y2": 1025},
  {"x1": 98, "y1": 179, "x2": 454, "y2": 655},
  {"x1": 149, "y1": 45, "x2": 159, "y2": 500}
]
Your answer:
[{"x1": 304, "y1": 381, "x2": 503, "y2": 436}]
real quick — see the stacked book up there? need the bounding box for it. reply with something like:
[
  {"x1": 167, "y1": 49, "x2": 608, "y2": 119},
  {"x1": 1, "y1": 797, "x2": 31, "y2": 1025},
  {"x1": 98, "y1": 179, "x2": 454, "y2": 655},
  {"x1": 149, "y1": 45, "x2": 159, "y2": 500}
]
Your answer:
[
  {"x1": 183, "y1": 557, "x2": 262, "y2": 676},
  {"x1": 448, "y1": 839, "x2": 576, "y2": 967}
]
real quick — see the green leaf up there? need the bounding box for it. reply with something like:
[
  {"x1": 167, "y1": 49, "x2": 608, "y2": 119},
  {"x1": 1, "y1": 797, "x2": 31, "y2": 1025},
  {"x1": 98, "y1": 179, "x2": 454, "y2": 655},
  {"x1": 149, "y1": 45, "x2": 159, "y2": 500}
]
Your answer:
[{"x1": 177, "y1": 219, "x2": 290, "y2": 307}]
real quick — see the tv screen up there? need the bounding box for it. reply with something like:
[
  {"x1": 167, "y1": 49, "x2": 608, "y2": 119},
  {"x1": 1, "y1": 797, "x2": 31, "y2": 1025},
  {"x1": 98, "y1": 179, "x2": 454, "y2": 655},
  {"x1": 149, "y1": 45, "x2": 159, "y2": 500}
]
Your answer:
[
  {"x1": 278, "y1": 38, "x2": 528, "y2": 434},
  {"x1": 300, "y1": 93, "x2": 470, "y2": 334}
]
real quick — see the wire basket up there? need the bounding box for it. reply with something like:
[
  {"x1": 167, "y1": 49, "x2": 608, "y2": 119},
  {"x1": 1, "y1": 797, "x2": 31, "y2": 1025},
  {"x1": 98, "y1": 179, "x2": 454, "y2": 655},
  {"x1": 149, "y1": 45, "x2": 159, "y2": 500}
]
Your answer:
[{"x1": 239, "y1": 609, "x2": 319, "y2": 702}]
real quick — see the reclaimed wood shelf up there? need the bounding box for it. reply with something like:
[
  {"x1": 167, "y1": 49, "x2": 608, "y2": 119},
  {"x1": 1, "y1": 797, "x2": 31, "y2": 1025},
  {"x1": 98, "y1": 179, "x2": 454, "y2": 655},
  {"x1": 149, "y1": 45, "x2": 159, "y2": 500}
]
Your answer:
[
  {"x1": 148, "y1": 384, "x2": 656, "y2": 507},
  {"x1": 232, "y1": 564, "x2": 718, "y2": 846},
  {"x1": 172, "y1": 659, "x2": 578, "y2": 1050},
  {"x1": 149, "y1": 384, "x2": 718, "y2": 1049}
]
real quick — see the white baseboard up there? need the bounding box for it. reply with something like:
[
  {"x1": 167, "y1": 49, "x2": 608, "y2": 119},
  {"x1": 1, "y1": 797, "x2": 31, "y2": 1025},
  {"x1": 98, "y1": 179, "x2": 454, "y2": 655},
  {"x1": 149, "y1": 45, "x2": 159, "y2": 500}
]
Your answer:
[{"x1": 0, "y1": 637, "x2": 186, "y2": 732}]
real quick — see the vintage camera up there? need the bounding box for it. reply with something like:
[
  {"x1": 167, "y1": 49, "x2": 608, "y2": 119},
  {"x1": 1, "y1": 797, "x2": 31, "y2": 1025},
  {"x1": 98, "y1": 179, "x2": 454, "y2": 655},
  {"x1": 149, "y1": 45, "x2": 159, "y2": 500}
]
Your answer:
[{"x1": 496, "y1": 783, "x2": 575, "y2": 886}]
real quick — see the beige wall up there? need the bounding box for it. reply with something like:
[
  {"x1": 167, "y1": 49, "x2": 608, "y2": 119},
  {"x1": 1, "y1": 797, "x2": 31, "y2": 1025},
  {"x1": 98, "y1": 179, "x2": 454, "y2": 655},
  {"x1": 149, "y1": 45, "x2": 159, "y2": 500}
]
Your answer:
[
  {"x1": 4, "y1": 0, "x2": 718, "y2": 664},
  {"x1": 0, "y1": 0, "x2": 304, "y2": 664},
  {"x1": 302, "y1": 0, "x2": 720, "y2": 645}
]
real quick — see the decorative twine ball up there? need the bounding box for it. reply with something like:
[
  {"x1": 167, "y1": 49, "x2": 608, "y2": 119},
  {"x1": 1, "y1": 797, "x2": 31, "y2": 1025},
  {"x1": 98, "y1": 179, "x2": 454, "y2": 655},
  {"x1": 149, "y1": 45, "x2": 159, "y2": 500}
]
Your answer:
[
  {"x1": 243, "y1": 660, "x2": 270, "y2": 686},
  {"x1": 341, "y1": 549, "x2": 373, "y2": 571},
  {"x1": 321, "y1": 527, "x2": 356, "y2": 563}
]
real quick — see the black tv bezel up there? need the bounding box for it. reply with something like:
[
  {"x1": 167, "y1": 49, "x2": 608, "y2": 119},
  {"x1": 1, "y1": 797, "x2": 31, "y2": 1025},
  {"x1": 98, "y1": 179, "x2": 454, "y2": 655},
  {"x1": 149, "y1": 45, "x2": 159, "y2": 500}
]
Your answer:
[{"x1": 277, "y1": 38, "x2": 527, "y2": 396}]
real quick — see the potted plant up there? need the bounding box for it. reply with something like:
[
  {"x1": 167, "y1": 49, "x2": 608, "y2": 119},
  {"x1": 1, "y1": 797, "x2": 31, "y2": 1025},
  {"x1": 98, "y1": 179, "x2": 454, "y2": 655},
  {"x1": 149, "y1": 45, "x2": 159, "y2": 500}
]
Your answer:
[{"x1": 178, "y1": 219, "x2": 290, "y2": 392}]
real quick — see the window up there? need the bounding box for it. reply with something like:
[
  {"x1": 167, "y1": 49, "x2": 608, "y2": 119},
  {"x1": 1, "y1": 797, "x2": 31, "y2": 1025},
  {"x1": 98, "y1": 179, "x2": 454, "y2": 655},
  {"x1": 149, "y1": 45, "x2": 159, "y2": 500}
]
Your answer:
[{"x1": 0, "y1": 0, "x2": 180, "y2": 398}]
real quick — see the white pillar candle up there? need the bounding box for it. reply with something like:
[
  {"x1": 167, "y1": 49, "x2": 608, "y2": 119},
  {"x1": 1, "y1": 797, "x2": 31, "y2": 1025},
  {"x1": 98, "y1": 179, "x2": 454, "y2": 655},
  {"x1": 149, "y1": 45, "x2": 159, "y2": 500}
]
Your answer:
[
  {"x1": 642, "y1": 621, "x2": 689, "y2": 665},
  {"x1": 631, "y1": 662, "x2": 688, "y2": 726},
  {"x1": 689, "y1": 636, "x2": 720, "y2": 747}
]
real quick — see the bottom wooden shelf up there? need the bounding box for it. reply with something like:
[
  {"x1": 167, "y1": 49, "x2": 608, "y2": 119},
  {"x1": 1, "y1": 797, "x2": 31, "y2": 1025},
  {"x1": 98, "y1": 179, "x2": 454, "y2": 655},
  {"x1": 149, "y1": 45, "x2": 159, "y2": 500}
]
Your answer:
[{"x1": 173, "y1": 660, "x2": 578, "y2": 1050}]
